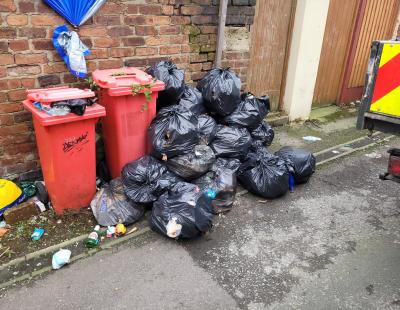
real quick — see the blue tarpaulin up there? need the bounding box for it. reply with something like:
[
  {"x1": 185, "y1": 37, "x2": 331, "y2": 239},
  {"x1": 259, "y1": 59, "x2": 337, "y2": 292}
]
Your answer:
[{"x1": 43, "y1": 0, "x2": 106, "y2": 27}]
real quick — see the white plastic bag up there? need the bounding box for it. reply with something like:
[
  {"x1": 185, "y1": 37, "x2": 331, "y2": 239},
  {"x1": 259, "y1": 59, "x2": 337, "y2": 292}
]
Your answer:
[
  {"x1": 52, "y1": 249, "x2": 71, "y2": 270},
  {"x1": 166, "y1": 218, "x2": 182, "y2": 238}
]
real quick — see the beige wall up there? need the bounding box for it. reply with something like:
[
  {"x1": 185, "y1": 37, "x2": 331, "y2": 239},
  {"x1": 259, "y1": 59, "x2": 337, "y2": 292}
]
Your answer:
[{"x1": 283, "y1": 0, "x2": 330, "y2": 121}]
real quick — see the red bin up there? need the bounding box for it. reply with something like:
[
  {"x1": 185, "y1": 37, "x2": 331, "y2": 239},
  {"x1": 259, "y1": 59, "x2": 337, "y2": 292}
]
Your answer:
[
  {"x1": 92, "y1": 67, "x2": 165, "y2": 178},
  {"x1": 23, "y1": 87, "x2": 106, "y2": 214}
]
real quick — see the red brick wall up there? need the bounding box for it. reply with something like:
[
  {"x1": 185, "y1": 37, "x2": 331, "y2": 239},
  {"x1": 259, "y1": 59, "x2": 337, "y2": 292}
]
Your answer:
[{"x1": 0, "y1": 0, "x2": 255, "y2": 180}]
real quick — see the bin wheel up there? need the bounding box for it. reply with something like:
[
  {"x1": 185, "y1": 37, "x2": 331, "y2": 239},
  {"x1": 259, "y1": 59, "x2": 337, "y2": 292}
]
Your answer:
[
  {"x1": 379, "y1": 173, "x2": 389, "y2": 180},
  {"x1": 34, "y1": 181, "x2": 49, "y2": 205}
]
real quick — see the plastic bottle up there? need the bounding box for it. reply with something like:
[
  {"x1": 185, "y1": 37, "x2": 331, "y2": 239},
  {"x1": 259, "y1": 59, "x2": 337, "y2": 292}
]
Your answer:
[
  {"x1": 205, "y1": 188, "x2": 217, "y2": 199},
  {"x1": 289, "y1": 174, "x2": 295, "y2": 193},
  {"x1": 85, "y1": 225, "x2": 101, "y2": 248}
]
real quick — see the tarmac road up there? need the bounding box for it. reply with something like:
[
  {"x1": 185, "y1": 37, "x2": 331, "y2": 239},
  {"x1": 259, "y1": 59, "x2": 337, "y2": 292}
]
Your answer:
[{"x1": 0, "y1": 138, "x2": 399, "y2": 310}]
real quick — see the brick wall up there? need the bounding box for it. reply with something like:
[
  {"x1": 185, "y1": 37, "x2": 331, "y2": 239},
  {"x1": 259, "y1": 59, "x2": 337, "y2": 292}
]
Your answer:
[{"x1": 0, "y1": 0, "x2": 256, "y2": 180}]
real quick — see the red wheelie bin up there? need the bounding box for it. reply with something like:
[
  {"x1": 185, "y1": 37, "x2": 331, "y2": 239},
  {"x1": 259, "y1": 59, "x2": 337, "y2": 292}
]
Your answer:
[
  {"x1": 23, "y1": 87, "x2": 105, "y2": 214},
  {"x1": 92, "y1": 67, "x2": 165, "y2": 178}
]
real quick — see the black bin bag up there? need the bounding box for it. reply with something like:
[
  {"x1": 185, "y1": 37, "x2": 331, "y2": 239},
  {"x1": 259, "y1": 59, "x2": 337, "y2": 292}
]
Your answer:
[
  {"x1": 194, "y1": 158, "x2": 241, "y2": 214},
  {"x1": 197, "y1": 68, "x2": 241, "y2": 116},
  {"x1": 238, "y1": 148, "x2": 289, "y2": 199},
  {"x1": 197, "y1": 114, "x2": 217, "y2": 145},
  {"x1": 150, "y1": 182, "x2": 213, "y2": 239},
  {"x1": 210, "y1": 125, "x2": 252, "y2": 159},
  {"x1": 275, "y1": 147, "x2": 316, "y2": 184},
  {"x1": 51, "y1": 98, "x2": 88, "y2": 116},
  {"x1": 250, "y1": 121, "x2": 275, "y2": 148},
  {"x1": 121, "y1": 156, "x2": 181, "y2": 204},
  {"x1": 223, "y1": 93, "x2": 269, "y2": 129},
  {"x1": 148, "y1": 105, "x2": 200, "y2": 159},
  {"x1": 146, "y1": 61, "x2": 185, "y2": 109},
  {"x1": 166, "y1": 145, "x2": 216, "y2": 180},
  {"x1": 90, "y1": 178, "x2": 145, "y2": 226},
  {"x1": 178, "y1": 85, "x2": 206, "y2": 115}
]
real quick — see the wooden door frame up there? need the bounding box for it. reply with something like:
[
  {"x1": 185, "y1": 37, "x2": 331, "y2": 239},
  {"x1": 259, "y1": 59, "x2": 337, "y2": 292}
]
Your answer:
[
  {"x1": 278, "y1": 0, "x2": 297, "y2": 110},
  {"x1": 337, "y1": 0, "x2": 367, "y2": 105}
]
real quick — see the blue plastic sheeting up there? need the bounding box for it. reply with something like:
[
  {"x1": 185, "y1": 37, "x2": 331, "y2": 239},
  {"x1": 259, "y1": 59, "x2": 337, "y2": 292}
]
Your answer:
[
  {"x1": 53, "y1": 25, "x2": 90, "y2": 78},
  {"x1": 43, "y1": 0, "x2": 106, "y2": 27}
]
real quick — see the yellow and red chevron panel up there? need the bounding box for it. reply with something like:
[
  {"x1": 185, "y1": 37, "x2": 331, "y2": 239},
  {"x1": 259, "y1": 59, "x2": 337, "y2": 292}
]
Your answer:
[{"x1": 370, "y1": 42, "x2": 400, "y2": 117}]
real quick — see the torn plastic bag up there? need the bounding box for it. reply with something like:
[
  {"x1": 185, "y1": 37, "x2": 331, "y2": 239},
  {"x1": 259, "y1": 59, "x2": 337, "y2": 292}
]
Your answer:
[
  {"x1": 51, "y1": 98, "x2": 88, "y2": 116},
  {"x1": 33, "y1": 101, "x2": 71, "y2": 116},
  {"x1": 194, "y1": 158, "x2": 241, "y2": 213},
  {"x1": 197, "y1": 114, "x2": 217, "y2": 145},
  {"x1": 223, "y1": 93, "x2": 269, "y2": 129},
  {"x1": 210, "y1": 125, "x2": 252, "y2": 159},
  {"x1": 275, "y1": 147, "x2": 316, "y2": 184},
  {"x1": 166, "y1": 145, "x2": 216, "y2": 180},
  {"x1": 146, "y1": 61, "x2": 185, "y2": 109},
  {"x1": 150, "y1": 182, "x2": 213, "y2": 239},
  {"x1": 121, "y1": 156, "x2": 181, "y2": 204},
  {"x1": 53, "y1": 25, "x2": 90, "y2": 78},
  {"x1": 238, "y1": 148, "x2": 289, "y2": 199},
  {"x1": 197, "y1": 68, "x2": 241, "y2": 116},
  {"x1": 148, "y1": 105, "x2": 199, "y2": 159},
  {"x1": 250, "y1": 121, "x2": 275, "y2": 147},
  {"x1": 52, "y1": 249, "x2": 71, "y2": 270},
  {"x1": 178, "y1": 85, "x2": 206, "y2": 115},
  {"x1": 90, "y1": 178, "x2": 145, "y2": 226}
]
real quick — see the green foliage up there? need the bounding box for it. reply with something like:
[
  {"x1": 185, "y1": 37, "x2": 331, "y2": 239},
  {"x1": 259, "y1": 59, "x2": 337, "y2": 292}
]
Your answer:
[
  {"x1": 131, "y1": 78, "x2": 157, "y2": 112},
  {"x1": 84, "y1": 77, "x2": 99, "y2": 91},
  {"x1": 110, "y1": 72, "x2": 126, "y2": 77}
]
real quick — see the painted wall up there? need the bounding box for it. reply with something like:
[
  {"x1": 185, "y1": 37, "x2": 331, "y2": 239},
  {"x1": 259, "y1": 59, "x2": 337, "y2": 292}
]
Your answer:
[{"x1": 283, "y1": 0, "x2": 329, "y2": 121}]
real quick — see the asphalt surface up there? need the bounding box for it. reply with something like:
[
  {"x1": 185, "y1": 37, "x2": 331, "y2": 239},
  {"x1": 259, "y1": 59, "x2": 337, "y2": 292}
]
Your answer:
[{"x1": 0, "y1": 139, "x2": 399, "y2": 310}]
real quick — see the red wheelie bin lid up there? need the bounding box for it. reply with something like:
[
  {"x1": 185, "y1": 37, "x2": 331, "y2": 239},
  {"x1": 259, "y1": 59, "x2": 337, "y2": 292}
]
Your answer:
[
  {"x1": 23, "y1": 87, "x2": 105, "y2": 127},
  {"x1": 92, "y1": 67, "x2": 165, "y2": 96},
  {"x1": 26, "y1": 87, "x2": 95, "y2": 103}
]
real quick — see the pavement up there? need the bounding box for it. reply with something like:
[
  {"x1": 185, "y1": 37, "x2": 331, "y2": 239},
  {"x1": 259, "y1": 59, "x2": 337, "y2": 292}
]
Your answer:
[{"x1": 0, "y1": 117, "x2": 399, "y2": 309}]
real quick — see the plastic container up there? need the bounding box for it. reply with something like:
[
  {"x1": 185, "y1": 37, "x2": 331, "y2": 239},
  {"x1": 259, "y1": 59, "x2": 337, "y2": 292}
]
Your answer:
[
  {"x1": 92, "y1": 67, "x2": 165, "y2": 178},
  {"x1": 23, "y1": 87, "x2": 106, "y2": 214},
  {"x1": 26, "y1": 87, "x2": 94, "y2": 103}
]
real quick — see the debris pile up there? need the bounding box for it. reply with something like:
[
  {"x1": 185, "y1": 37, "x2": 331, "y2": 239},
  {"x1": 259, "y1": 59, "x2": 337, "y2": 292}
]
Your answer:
[
  {"x1": 1, "y1": 63, "x2": 316, "y2": 250},
  {"x1": 0, "y1": 63, "x2": 317, "y2": 268},
  {"x1": 89, "y1": 62, "x2": 316, "y2": 240}
]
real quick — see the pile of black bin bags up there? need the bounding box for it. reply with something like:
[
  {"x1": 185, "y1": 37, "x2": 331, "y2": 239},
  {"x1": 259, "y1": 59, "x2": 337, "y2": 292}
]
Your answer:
[{"x1": 91, "y1": 62, "x2": 316, "y2": 240}]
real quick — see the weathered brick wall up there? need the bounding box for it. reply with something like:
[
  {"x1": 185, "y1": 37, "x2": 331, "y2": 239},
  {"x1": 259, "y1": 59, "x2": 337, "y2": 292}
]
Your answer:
[{"x1": 0, "y1": 0, "x2": 255, "y2": 180}]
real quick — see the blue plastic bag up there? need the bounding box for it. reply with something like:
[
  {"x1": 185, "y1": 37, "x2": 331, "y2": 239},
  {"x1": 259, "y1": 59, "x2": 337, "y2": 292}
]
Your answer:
[{"x1": 52, "y1": 25, "x2": 90, "y2": 78}]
